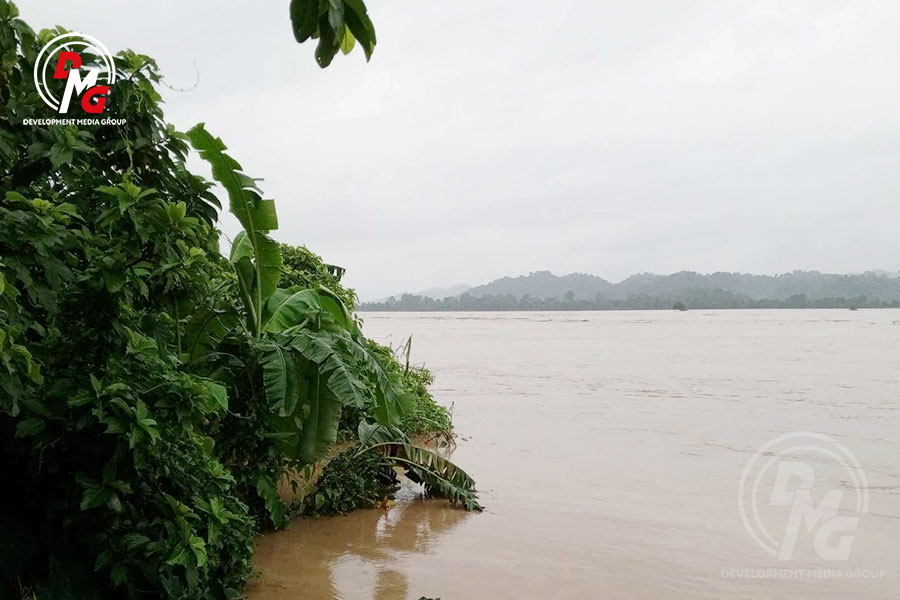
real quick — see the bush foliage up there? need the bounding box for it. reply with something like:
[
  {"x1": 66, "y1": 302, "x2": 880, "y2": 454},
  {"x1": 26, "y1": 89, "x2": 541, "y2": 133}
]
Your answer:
[{"x1": 0, "y1": 3, "x2": 476, "y2": 598}]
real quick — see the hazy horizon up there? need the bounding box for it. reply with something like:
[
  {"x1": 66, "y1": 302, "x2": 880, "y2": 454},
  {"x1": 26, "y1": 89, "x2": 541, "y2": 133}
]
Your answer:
[
  {"x1": 365, "y1": 267, "x2": 900, "y2": 302},
  {"x1": 23, "y1": 0, "x2": 900, "y2": 299}
]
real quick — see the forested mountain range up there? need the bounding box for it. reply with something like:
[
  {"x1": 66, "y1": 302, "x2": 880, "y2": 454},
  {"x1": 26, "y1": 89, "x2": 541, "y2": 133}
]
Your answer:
[{"x1": 361, "y1": 270, "x2": 900, "y2": 311}]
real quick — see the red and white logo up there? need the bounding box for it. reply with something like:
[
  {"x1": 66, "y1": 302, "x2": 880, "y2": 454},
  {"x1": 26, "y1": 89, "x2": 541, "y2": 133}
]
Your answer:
[{"x1": 33, "y1": 32, "x2": 116, "y2": 114}]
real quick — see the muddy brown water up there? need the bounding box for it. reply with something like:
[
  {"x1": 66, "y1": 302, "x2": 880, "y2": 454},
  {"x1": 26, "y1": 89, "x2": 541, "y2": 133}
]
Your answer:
[{"x1": 247, "y1": 310, "x2": 900, "y2": 599}]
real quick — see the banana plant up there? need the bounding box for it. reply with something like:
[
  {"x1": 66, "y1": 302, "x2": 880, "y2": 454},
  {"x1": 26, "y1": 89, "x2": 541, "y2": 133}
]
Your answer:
[
  {"x1": 257, "y1": 285, "x2": 415, "y2": 462},
  {"x1": 186, "y1": 123, "x2": 481, "y2": 517},
  {"x1": 187, "y1": 123, "x2": 280, "y2": 339},
  {"x1": 186, "y1": 123, "x2": 412, "y2": 465}
]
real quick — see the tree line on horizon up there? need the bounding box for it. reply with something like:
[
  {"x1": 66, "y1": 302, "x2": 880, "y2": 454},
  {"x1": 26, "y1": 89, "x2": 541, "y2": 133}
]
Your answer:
[{"x1": 360, "y1": 270, "x2": 900, "y2": 311}]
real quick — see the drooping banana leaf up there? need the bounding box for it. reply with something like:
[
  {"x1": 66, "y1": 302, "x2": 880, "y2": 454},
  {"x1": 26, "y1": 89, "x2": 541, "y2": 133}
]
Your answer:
[
  {"x1": 229, "y1": 233, "x2": 259, "y2": 326},
  {"x1": 290, "y1": 330, "x2": 367, "y2": 409},
  {"x1": 357, "y1": 420, "x2": 409, "y2": 446},
  {"x1": 260, "y1": 331, "x2": 367, "y2": 462},
  {"x1": 262, "y1": 354, "x2": 342, "y2": 464},
  {"x1": 357, "y1": 423, "x2": 481, "y2": 511}
]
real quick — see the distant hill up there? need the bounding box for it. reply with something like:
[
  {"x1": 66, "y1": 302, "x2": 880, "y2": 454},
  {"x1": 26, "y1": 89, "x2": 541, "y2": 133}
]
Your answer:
[
  {"x1": 414, "y1": 283, "x2": 472, "y2": 299},
  {"x1": 360, "y1": 270, "x2": 900, "y2": 311},
  {"x1": 465, "y1": 271, "x2": 611, "y2": 300},
  {"x1": 366, "y1": 283, "x2": 471, "y2": 303},
  {"x1": 464, "y1": 270, "x2": 900, "y2": 302}
]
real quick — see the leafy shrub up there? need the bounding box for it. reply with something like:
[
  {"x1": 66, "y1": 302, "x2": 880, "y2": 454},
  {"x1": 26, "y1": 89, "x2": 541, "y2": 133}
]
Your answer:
[
  {"x1": 0, "y1": 7, "x2": 257, "y2": 595},
  {"x1": 0, "y1": 3, "x2": 478, "y2": 598},
  {"x1": 304, "y1": 445, "x2": 399, "y2": 515},
  {"x1": 279, "y1": 243, "x2": 357, "y2": 309}
]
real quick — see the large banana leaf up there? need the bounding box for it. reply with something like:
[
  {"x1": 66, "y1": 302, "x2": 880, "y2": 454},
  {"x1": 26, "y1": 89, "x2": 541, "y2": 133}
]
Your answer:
[
  {"x1": 290, "y1": 330, "x2": 367, "y2": 409},
  {"x1": 260, "y1": 340, "x2": 303, "y2": 417},
  {"x1": 260, "y1": 331, "x2": 368, "y2": 463},
  {"x1": 229, "y1": 232, "x2": 260, "y2": 325},
  {"x1": 316, "y1": 286, "x2": 358, "y2": 333},
  {"x1": 187, "y1": 124, "x2": 278, "y2": 233},
  {"x1": 262, "y1": 287, "x2": 322, "y2": 333},
  {"x1": 232, "y1": 231, "x2": 281, "y2": 308},
  {"x1": 189, "y1": 124, "x2": 282, "y2": 335},
  {"x1": 263, "y1": 358, "x2": 345, "y2": 464},
  {"x1": 296, "y1": 371, "x2": 343, "y2": 463}
]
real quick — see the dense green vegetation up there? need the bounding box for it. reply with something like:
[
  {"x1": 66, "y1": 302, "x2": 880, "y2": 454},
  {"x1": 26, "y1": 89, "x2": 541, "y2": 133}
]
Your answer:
[
  {"x1": 0, "y1": 2, "x2": 476, "y2": 598},
  {"x1": 361, "y1": 270, "x2": 900, "y2": 311},
  {"x1": 279, "y1": 243, "x2": 356, "y2": 308},
  {"x1": 277, "y1": 244, "x2": 453, "y2": 440}
]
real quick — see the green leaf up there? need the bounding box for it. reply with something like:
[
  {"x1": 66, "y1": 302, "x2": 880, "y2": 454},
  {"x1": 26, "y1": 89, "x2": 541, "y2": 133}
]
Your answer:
[
  {"x1": 316, "y1": 286, "x2": 357, "y2": 332},
  {"x1": 189, "y1": 536, "x2": 207, "y2": 568},
  {"x1": 289, "y1": 0, "x2": 319, "y2": 43},
  {"x1": 321, "y1": 350, "x2": 366, "y2": 408},
  {"x1": 122, "y1": 534, "x2": 151, "y2": 551},
  {"x1": 189, "y1": 124, "x2": 282, "y2": 332},
  {"x1": 80, "y1": 484, "x2": 113, "y2": 510},
  {"x1": 15, "y1": 417, "x2": 45, "y2": 437},
  {"x1": 340, "y1": 26, "x2": 356, "y2": 55},
  {"x1": 49, "y1": 143, "x2": 73, "y2": 168},
  {"x1": 344, "y1": 336, "x2": 414, "y2": 425},
  {"x1": 297, "y1": 372, "x2": 343, "y2": 463},
  {"x1": 326, "y1": 0, "x2": 344, "y2": 34},
  {"x1": 256, "y1": 474, "x2": 286, "y2": 527},
  {"x1": 107, "y1": 494, "x2": 123, "y2": 512},
  {"x1": 315, "y1": 12, "x2": 341, "y2": 68},
  {"x1": 262, "y1": 287, "x2": 322, "y2": 333},
  {"x1": 90, "y1": 374, "x2": 102, "y2": 396},
  {"x1": 187, "y1": 124, "x2": 278, "y2": 233},
  {"x1": 254, "y1": 233, "x2": 283, "y2": 304},
  {"x1": 200, "y1": 380, "x2": 228, "y2": 412},
  {"x1": 183, "y1": 308, "x2": 241, "y2": 361},
  {"x1": 290, "y1": 330, "x2": 337, "y2": 364},
  {"x1": 229, "y1": 230, "x2": 254, "y2": 263},
  {"x1": 260, "y1": 341, "x2": 301, "y2": 416},
  {"x1": 343, "y1": 0, "x2": 376, "y2": 60}
]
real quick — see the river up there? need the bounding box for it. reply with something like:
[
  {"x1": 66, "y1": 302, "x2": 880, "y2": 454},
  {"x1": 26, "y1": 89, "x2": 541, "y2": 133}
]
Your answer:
[{"x1": 247, "y1": 310, "x2": 900, "y2": 599}]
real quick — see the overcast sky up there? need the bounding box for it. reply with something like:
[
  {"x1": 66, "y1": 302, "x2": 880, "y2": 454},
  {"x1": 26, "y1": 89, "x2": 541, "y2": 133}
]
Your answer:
[{"x1": 24, "y1": 1, "x2": 900, "y2": 299}]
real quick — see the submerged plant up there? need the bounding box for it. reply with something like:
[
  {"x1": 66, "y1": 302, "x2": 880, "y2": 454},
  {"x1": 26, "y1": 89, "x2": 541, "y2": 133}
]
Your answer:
[
  {"x1": 305, "y1": 446, "x2": 399, "y2": 515},
  {"x1": 356, "y1": 422, "x2": 481, "y2": 511}
]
